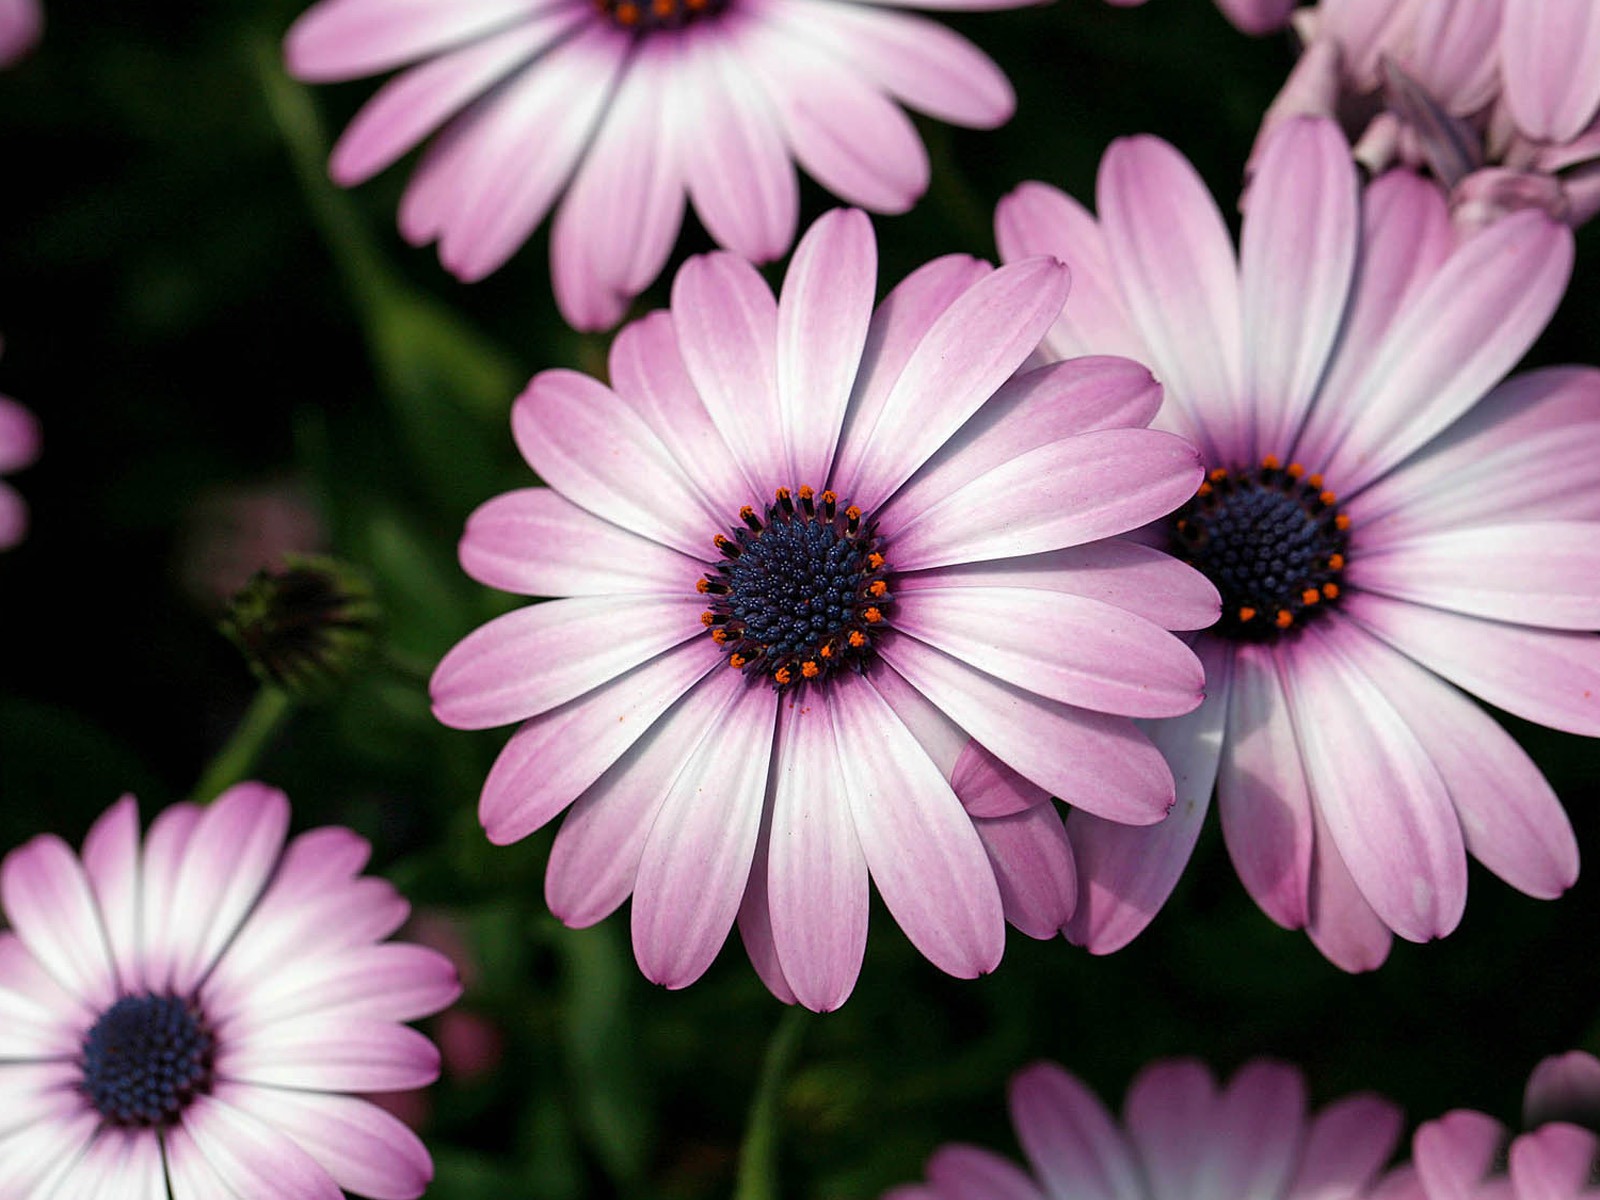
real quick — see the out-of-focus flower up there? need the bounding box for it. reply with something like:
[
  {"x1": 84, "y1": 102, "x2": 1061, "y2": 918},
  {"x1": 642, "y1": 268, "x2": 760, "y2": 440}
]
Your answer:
[
  {"x1": 1103, "y1": 0, "x2": 1295, "y2": 38},
  {"x1": 0, "y1": 784, "x2": 461, "y2": 1198},
  {"x1": 1404, "y1": 1051, "x2": 1600, "y2": 1200},
  {"x1": 221, "y1": 555, "x2": 382, "y2": 699},
  {"x1": 431, "y1": 208, "x2": 1212, "y2": 1011},
  {"x1": 0, "y1": 0, "x2": 40, "y2": 67},
  {"x1": 1256, "y1": 0, "x2": 1600, "y2": 229},
  {"x1": 284, "y1": 0, "x2": 1025, "y2": 331},
  {"x1": 885, "y1": 1058, "x2": 1404, "y2": 1200},
  {"x1": 176, "y1": 480, "x2": 326, "y2": 614},
  {"x1": 993, "y1": 116, "x2": 1590, "y2": 971},
  {"x1": 0, "y1": 392, "x2": 38, "y2": 551}
]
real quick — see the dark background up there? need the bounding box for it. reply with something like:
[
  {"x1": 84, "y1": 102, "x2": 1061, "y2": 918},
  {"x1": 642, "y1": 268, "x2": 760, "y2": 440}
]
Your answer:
[{"x1": 1, "y1": 1, "x2": 1598, "y2": 1195}]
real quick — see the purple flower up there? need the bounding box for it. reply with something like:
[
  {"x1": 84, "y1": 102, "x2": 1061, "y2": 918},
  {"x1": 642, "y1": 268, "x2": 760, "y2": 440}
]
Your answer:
[
  {"x1": 430, "y1": 209, "x2": 1213, "y2": 1010},
  {"x1": 1399, "y1": 1051, "x2": 1600, "y2": 1200},
  {"x1": 993, "y1": 116, "x2": 1590, "y2": 970},
  {"x1": 0, "y1": 785, "x2": 461, "y2": 1198},
  {"x1": 0, "y1": 0, "x2": 40, "y2": 68},
  {"x1": 0, "y1": 391, "x2": 38, "y2": 551},
  {"x1": 283, "y1": 0, "x2": 1023, "y2": 330},
  {"x1": 885, "y1": 1058, "x2": 1404, "y2": 1200}
]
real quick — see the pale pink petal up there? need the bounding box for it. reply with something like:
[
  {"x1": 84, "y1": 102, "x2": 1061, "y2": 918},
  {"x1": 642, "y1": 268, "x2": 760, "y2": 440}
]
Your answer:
[
  {"x1": 680, "y1": 25, "x2": 799, "y2": 262},
  {"x1": 1403, "y1": 0, "x2": 1502, "y2": 114},
  {"x1": 1209, "y1": 1061, "x2": 1307, "y2": 1197},
  {"x1": 973, "y1": 802, "x2": 1076, "y2": 938},
  {"x1": 435, "y1": 27, "x2": 629, "y2": 282},
  {"x1": 742, "y1": 22, "x2": 930, "y2": 213},
  {"x1": 478, "y1": 638, "x2": 721, "y2": 845},
  {"x1": 1098, "y1": 134, "x2": 1243, "y2": 460},
  {"x1": 167, "y1": 782, "x2": 292, "y2": 996},
  {"x1": 1527, "y1": 1052, "x2": 1600, "y2": 1129},
  {"x1": 0, "y1": 834, "x2": 116, "y2": 1011},
  {"x1": 899, "y1": 541, "x2": 1219, "y2": 633},
  {"x1": 994, "y1": 182, "x2": 1147, "y2": 365},
  {"x1": 0, "y1": 395, "x2": 40, "y2": 474},
  {"x1": 79, "y1": 795, "x2": 142, "y2": 995},
  {"x1": 736, "y1": 800, "x2": 799, "y2": 1006},
  {"x1": 1347, "y1": 589, "x2": 1600, "y2": 736},
  {"x1": 1501, "y1": 0, "x2": 1600, "y2": 143},
  {"x1": 631, "y1": 672, "x2": 777, "y2": 989},
  {"x1": 870, "y1": 657, "x2": 970, "y2": 778},
  {"x1": 227, "y1": 943, "x2": 460, "y2": 1026},
  {"x1": 1414, "y1": 1110, "x2": 1510, "y2": 1198},
  {"x1": 670, "y1": 251, "x2": 787, "y2": 491},
  {"x1": 1217, "y1": 640, "x2": 1314, "y2": 929},
  {"x1": 1122, "y1": 1060, "x2": 1218, "y2": 1195},
  {"x1": 0, "y1": 1108, "x2": 98, "y2": 1199},
  {"x1": 429, "y1": 594, "x2": 704, "y2": 730},
  {"x1": 1347, "y1": 521, "x2": 1600, "y2": 630},
  {"x1": 544, "y1": 672, "x2": 733, "y2": 927},
  {"x1": 181, "y1": 1091, "x2": 342, "y2": 1199},
  {"x1": 1009, "y1": 1061, "x2": 1141, "y2": 1200},
  {"x1": 222, "y1": 1088, "x2": 433, "y2": 1200},
  {"x1": 511, "y1": 367, "x2": 719, "y2": 556},
  {"x1": 217, "y1": 1017, "x2": 439, "y2": 1092},
  {"x1": 1289, "y1": 1093, "x2": 1406, "y2": 1200},
  {"x1": 164, "y1": 1118, "x2": 240, "y2": 1199},
  {"x1": 777, "y1": 0, "x2": 1013, "y2": 128},
  {"x1": 775, "y1": 209, "x2": 876, "y2": 486},
  {"x1": 886, "y1": 428, "x2": 1202, "y2": 571},
  {"x1": 1240, "y1": 117, "x2": 1360, "y2": 460},
  {"x1": 135, "y1": 803, "x2": 204, "y2": 993},
  {"x1": 0, "y1": 482, "x2": 28, "y2": 551},
  {"x1": 0, "y1": 0, "x2": 41, "y2": 68},
  {"x1": 1317, "y1": 211, "x2": 1573, "y2": 495},
  {"x1": 877, "y1": 356, "x2": 1164, "y2": 537},
  {"x1": 0, "y1": 935, "x2": 88, "y2": 1058},
  {"x1": 46, "y1": 1128, "x2": 166, "y2": 1200},
  {"x1": 765, "y1": 694, "x2": 869, "y2": 1011},
  {"x1": 1214, "y1": 0, "x2": 1294, "y2": 34},
  {"x1": 284, "y1": 0, "x2": 541, "y2": 81},
  {"x1": 1066, "y1": 637, "x2": 1229, "y2": 953},
  {"x1": 834, "y1": 673, "x2": 1004, "y2": 978},
  {"x1": 925, "y1": 1145, "x2": 1046, "y2": 1200},
  {"x1": 0, "y1": 1062, "x2": 91, "y2": 1138},
  {"x1": 1281, "y1": 620, "x2": 1465, "y2": 942},
  {"x1": 460, "y1": 487, "x2": 705, "y2": 597},
  {"x1": 952, "y1": 742, "x2": 1047, "y2": 818},
  {"x1": 893, "y1": 586, "x2": 1204, "y2": 717},
  {"x1": 326, "y1": 17, "x2": 571, "y2": 185},
  {"x1": 1351, "y1": 367, "x2": 1600, "y2": 538},
  {"x1": 831, "y1": 257, "x2": 1071, "y2": 513},
  {"x1": 1509, "y1": 1124, "x2": 1598, "y2": 1200}
]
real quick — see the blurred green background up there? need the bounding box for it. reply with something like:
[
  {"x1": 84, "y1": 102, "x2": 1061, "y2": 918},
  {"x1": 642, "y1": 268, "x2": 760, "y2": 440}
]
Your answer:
[{"x1": 1, "y1": 1, "x2": 1598, "y2": 1196}]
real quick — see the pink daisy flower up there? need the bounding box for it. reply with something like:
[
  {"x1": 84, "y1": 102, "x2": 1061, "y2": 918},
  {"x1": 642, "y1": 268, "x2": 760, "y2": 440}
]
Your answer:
[
  {"x1": 430, "y1": 208, "x2": 1213, "y2": 1011},
  {"x1": 0, "y1": 0, "x2": 41, "y2": 67},
  {"x1": 992, "y1": 115, "x2": 1590, "y2": 970},
  {"x1": 885, "y1": 1057, "x2": 1404, "y2": 1200},
  {"x1": 0, "y1": 388, "x2": 40, "y2": 551},
  {"x1": 1257, "y1": 0, "x2": 1600, "y2": 228},
  {"x1": 1399, "y1": 1051, "x2": 1600, "y2": 1200},
  {"x1": 0, "y1": 784, "x2": 461, "y2": 1198},
  {"x1": 283, "y1": 0, "x2": 1022, "y2": 330}
]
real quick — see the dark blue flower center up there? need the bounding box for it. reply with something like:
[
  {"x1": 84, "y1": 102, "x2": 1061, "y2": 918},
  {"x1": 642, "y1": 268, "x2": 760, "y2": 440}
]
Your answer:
[
  {"x1": 699, "y1": 487, "x2": 891, "y2": 689},
  {"x1": 591, "y1": 0, "x2": 727, "y2": 32},
  {"x1": 1169, "y1": 458, "x2": 1350, "y2": 642},
  {"x1": 81, "y1": 994, "x2": 216, "y2": 1127}
]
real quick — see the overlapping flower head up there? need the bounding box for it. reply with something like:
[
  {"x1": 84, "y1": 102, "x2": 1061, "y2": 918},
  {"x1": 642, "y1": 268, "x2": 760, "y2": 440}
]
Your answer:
[
  {"x1": 0, "y1": 784, "x2": 460, "y2": 1198},
  {"x1": 1257, "y1": 0, "x2": 1600, "y2": 228},
  {"x1": 430, "y1": 207, "x2": 1218, "y2": 1011},
  {"x1": 283, "y1": 0, "x2": 1024, "y2": 330},
  {"x1": 990, "y1": 114, "x2": 1596, "y2": 969},
  {"x1": 885, "y1": 1057, "x2": 1405, "y2": 1200}
]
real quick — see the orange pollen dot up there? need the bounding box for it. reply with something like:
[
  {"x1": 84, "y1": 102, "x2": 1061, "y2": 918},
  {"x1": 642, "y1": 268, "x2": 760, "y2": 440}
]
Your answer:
[
  {"x1": 863, "y1": 607, "x2": 883, "y2": 624},
  {"x1": 1197, "y1": 482, "x2": 1213, "y2": 497},
  {"x1": 1287, "y1": 463, "x2": 1305, "y2": 478},
  {"x1": 820, "y1": 491, "x2": 837, "y2": 506},
  {"x1": 739, "y1": 505, "x2": 755, "y2": 520},
  {"x1": 696, "y1": 579, "x2": 710, "y2": 594},
  {"x1": 700, "y1": 611, "x2": 715, "y2": 627},
  {"x1": 730, "y1": 653, "x2": 747, "y2": 669},
  {"x1": 1275, "y1": 609, "x2": 1294, "y2": 629},
  {"x1": 1322, "y1": 582, "x2": 1341, "y2": 600},
  {"x1": 615, "y1": 1, "x2": 640, "y2": 21},
  {"x1": 775, "y1": 487, "x2": 791, "y2": 502},
  {"x1": 1327, "y1": 553, "x2": 1345, "y2": 570},
  {"x1": 1302, "y1": 588, "x2": 1321, "y2": 606},
  {"x1": 867, "y1": 580, "x2": 887, "y2": 598},
  {"x1": 867, "y1": 553, "x2": 884, "y2": 570},
  {"x1": 714, "y1": 534, "x2": 733, "y2": 551},
  {"x1": 1308, "y1": 474, "x2": 1324, "y2": 490},
  {"x1": 686, "y1": 0, "x2": 706, "y2": 10},
  {"x1": 711, "y1": 629, "x2": 729, "y2": 644},
  {"x1": 774, "y1": 667, "x2": 792, "y2": 685},
  {"x1": 1319, "y1": 490, "x2": 1337, "y2": 506},
  {"x1": 801, "y1": 661, "x2": 820, "y2": 679},
  {"x1": 652, "y1": 0, "x2": 673, "y2": 13},
  {"x1": 1335, "y1": 514, "x2": 1352, "y2": 531},
  {"x1": 845, "y1": 506, "x2": 862, "y2": 522},
  {"x1": 1238, "y1": 606, "x2": 1257, "y2": 623},
  {"x1": 1209, "y1": 468, "x2": 1228, "y2": 483},
  {"x1": 1262, "y1": 455, "x2": 1281, "y2": 470},
  {"x1": 819, "y1": 644, "x2": 834, "y2": 659},
  {"x1": 798, "y1": 485, "x2": 814, "y2": 500},
  {"x1": 848, "y1": 631, "x2": 867, "y2": 648}
]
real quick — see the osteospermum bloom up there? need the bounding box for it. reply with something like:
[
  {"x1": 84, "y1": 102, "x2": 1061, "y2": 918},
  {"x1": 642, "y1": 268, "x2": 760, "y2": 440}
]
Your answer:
[
  {"x1": 284, "y1": 0, "x2": 1021, "y2": 330},
  {"x1": 993, "y1": 115, "x2": 1591, "y2": 970},
  {"x1": 0, "y1": 784, "x2": 461, "y2": 1198},
  {"x1": 885, "y1": 1058, "x2": 1404, "y2": 1200},
  {"x1": 0, "y1": 388, "x2": 39, "y2": 550},
  {"x1": 430, "y1": 208, "x2": 1213, "y2": 1010},
  {"x1": 1397, "y1": 1051, "x2": 1600, "y2": 1200}
]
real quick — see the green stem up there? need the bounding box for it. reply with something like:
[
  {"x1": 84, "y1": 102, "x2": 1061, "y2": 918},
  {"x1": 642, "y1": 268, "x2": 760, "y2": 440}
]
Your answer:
[
  {"x1": 190, "y1": 686, "x2": 295, "y2": 803},
  {"x1": 733, "y1": 1007, "x2": 809, "y2": 1200}
]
